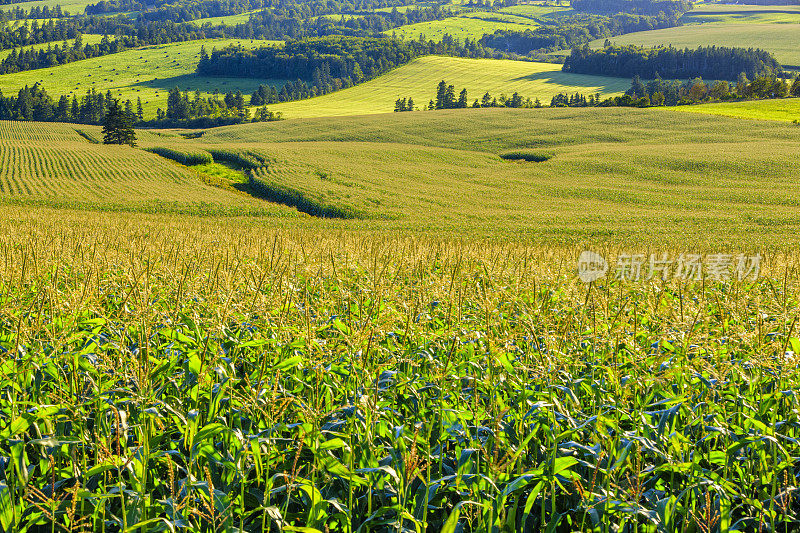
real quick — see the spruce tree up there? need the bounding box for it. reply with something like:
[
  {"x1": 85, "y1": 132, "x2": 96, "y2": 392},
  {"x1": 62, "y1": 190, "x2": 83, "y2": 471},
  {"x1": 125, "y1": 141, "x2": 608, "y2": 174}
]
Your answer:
[{"x1": 102, "y1": 98, "x2": 136, "y2": 146}]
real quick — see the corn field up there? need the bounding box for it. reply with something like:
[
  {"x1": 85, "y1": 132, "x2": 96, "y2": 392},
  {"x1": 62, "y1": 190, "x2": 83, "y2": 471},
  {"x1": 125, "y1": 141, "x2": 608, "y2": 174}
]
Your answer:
[{"x1": 0, "y1": 211, "x2": 798, "y2": 532}]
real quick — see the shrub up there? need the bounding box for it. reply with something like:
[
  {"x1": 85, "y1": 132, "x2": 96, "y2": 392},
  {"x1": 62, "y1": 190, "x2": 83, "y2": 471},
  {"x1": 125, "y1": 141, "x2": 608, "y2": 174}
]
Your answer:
[
  {"x1": 146, "y1": 147, "x2": 213, "y2": 166},
  {"x1": 499, "y1": 150, "x2": 553, "y2": 162}
]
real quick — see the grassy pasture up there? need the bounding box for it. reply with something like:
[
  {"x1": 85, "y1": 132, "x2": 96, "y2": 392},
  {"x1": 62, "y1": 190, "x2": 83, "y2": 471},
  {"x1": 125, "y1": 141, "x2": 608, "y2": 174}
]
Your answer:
[
  {"x1": 190, "y1": 10, "x2": 263, "y2": 26},
  {"x1": 386, "y1": 12, "x2": 537, "y2": 42},
  {"x1": 265, "y1": 56, "x2": 629, "y2": 119},
  {"x1": 0, "y1": 39, "x2": 282, "y2": 117},
  {"x1": 591, "y1": 23, "x2": 800, "y2": 67},
  {"x1": 499, "y1": 3, "x2": 574, "y2": 19},
  {"x1": 0, "y1": 120, "x2": 293, "y2": 215}
]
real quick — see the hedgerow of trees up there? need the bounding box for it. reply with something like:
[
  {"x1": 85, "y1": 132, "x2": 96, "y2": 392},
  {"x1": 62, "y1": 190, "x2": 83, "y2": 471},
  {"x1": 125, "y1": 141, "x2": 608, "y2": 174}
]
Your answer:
[
  {"x1": 562, "y1": 44, "x2": 783, "y2": 80},
  {"x1": 571, "y1": 0, "x2": 692, "y2": 17},
  {"x1": 552, "y1": 73, "x2": 800, "y2": 108}
]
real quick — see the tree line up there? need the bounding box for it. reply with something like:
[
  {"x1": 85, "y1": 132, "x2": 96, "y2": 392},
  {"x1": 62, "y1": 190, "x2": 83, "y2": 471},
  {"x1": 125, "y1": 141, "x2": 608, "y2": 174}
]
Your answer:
[
  {"x1": 0, "y1": 34, "x2": 136, "y2": 74},
  {"x1": 0, "y1": 82, "x2": 282, "y2": 126},
  {"x1": 0, "y1": 15, "x2": 221, "y2": 52},
  {"x1": 571, "y1": 0, "x2": 692, "y2": 17},
  {"x1": 479, "y1": 11, "x2": 680, "y2": 56},
  {"x1": 394, "y1": 80, "x2": 542, "y2": 111},
  {"x1": 551, "y1": 73, "x2": 800, "y2": 108},
  {"x1": 0, "y1": 84, "x2": 143, "y2": 124},
  {"x1": 562, "y1": 43, "x2": 783, "y2": 80}
]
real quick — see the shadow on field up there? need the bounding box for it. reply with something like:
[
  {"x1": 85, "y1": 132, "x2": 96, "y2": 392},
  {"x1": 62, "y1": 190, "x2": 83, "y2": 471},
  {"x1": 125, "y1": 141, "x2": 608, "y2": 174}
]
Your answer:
[
  {"x1": 508, "y1": 71, "x2": 623, "y2": 93},
  {"x1": 130, "y1": 75, "x2": 281, "y2": 95}
]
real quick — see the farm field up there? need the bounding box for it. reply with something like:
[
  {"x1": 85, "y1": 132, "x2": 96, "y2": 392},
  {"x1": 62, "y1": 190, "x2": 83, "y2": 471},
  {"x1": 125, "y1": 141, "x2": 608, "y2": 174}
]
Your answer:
[
  {"x1": 0, "y1": 39, "x2": 282, "y2": 117},
  {"x1": 499, "y1": 3, "x2": 574, "y2": 19},
  {"x1": 3, "y1": 108, "x2": 800, "y2": 240},
  {"x1": 591, "y1": 23, "x2": 800, "y2": 67},
  {"x1": 191, "y1": 10, "x2": 263, "y2": 26},
  {"x1": 2, "y1": 101, "x2": 800, "y2": 531},
  {"x1": 265, "y1": 56, "x2": 629, "y2": 119},
  {"x1": 673, "y1": 97, "x2": 800, "y2": 123},
  {"x1": 386, "y1": 12, "x2": 537, "y2": 42},
  {"x1": 2, "y1": 197, "x2": 800, "y2": 530},
  {"x1": 0, "y1": 120, "x2": 293, "y2": 215}
]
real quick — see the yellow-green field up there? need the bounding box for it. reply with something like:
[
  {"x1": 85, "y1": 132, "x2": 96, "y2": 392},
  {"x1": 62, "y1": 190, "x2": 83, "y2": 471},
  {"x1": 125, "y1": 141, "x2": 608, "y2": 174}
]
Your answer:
[
  {"x1": 593, "y1": 23, "x2": 800, "y2": 67},
  {"x1": 387, "y1": 12, "x2": 537, "y2": 42},
  {"x1": 191, "y1": 10, "x2": 263, "y2": 26},
  {"x1": 674, "y1": 97, "x2": 800, "y2": 122},
  {"x1": 0, "y1": 39, "x2": 282, "y2": 117},
  {"x1": 266, "y1": 56, "x2": 629, "y2": 119},
  {"x1": 683, "y1": 3, "x2": 800, "y2": 25}
]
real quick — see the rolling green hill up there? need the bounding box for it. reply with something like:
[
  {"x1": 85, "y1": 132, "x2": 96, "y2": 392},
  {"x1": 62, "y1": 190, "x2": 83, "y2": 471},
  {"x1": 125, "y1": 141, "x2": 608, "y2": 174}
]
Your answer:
[
  {"x1": 265, "y1": 56, "x2": 629, "y2": 119},
  {"x1": 0, "y1": 39, "x2": 282, "y2": 117},
  {"x1": 0, "y1": 0, "x2": 98, "y2": 15},
  {"x1": 136, "y1": 107, "x2": 800, "y2": 240}
]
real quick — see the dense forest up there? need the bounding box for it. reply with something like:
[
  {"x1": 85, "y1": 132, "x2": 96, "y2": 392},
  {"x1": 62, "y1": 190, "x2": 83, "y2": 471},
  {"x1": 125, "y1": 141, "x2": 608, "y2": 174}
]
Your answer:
[
  {"x1": 571, "y1": 0, "x2": 692, "y2": 17},
  {"x1": 563, "y1": 44, "x2": 783, "y2": 80},
  {"x1": 479, "y1": 12, "x2": 678, "y2": 55}
]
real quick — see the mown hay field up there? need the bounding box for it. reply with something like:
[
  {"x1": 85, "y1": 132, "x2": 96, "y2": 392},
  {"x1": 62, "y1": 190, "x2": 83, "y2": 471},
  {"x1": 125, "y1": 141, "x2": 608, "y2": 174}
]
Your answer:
[
  {"x1": 265, "y1": 56, "x2": 629, "y2": 119},
  {"x1": 0, "y1": 39, "x2": 282, "y2": 117},
  {"x1": 1, "y1": 206, "x2": 800, "y2": 531},
  {"x1": 386, "y1": 11, "x2": 538, "y2": 42}
]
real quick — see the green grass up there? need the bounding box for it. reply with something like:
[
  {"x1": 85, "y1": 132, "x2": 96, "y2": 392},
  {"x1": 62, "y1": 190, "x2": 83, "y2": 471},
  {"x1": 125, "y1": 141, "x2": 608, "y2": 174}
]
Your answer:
[
  {"x1": 592, "y1": 23, "x2": 800, "y2": 67},
  {"x1": 191, "y1": 10, "x2": 263, "y2": 26},
  {"x1": 0, "y1": 39, "x2": 282, "y2": 117},
  {"x1": 387, "y1": 12, "x2": 537, "y2": 42},
  {"x1": 265, "y1": 55, "x2": 629, "y2": 119},
  {"x1": 673, "y1": 97, "x2": 800, "y2": 122}
]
